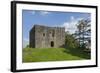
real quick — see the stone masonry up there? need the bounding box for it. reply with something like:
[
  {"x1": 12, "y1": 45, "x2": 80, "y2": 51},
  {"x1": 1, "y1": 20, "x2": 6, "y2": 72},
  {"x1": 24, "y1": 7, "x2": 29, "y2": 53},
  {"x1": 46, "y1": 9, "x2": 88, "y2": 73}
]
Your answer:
[{"x1": 29, "y1": 25, "x2": 65, "y2": 48}]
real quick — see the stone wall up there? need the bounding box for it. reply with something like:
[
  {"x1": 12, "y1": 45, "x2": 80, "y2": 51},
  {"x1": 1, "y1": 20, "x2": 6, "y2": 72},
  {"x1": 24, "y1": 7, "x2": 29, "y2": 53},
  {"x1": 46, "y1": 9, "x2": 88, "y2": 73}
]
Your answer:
[{"x1": 30, "y1": 25, "x2": 65, "y2": 48}]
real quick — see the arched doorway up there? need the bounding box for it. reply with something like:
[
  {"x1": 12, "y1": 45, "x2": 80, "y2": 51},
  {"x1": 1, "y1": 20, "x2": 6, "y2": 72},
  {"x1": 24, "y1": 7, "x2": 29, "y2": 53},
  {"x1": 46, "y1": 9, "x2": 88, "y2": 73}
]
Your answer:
[{"x1": 51, "y1": 41, "x2": 54, "y2": 47}]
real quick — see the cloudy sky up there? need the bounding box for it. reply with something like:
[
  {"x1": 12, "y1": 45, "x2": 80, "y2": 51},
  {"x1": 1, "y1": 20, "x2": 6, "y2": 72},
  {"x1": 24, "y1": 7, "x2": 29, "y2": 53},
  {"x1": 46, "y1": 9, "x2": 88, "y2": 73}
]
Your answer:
[{"x1": 22, "y1": 10, "x2": 91, "y2": 48}]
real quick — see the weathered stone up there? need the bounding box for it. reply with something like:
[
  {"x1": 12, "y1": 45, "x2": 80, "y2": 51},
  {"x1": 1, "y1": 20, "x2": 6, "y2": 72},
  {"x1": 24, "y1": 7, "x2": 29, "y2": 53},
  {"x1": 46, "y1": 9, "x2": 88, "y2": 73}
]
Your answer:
[{"x1": 29, "y1": 25, "x2": 65, "y2": 48}]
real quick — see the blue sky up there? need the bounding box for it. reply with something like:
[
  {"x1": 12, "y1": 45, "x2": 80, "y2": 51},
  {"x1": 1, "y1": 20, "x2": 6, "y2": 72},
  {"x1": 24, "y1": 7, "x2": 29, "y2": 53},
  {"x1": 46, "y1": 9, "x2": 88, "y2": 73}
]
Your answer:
[{"x1": 22, "y1": 10, "x2": 91, "y2": 48}]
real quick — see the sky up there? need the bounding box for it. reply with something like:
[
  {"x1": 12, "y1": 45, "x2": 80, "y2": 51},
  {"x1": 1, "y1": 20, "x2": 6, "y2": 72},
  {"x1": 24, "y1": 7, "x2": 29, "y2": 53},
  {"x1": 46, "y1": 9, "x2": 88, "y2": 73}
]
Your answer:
[{"x1": 22, "y1": 10, "x2": 91, "y2": 48}]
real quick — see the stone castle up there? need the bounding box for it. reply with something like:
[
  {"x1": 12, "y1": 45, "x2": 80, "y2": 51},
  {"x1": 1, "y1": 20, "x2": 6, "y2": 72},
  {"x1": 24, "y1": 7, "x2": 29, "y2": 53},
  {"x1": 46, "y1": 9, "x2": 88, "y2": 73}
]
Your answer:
[{"x1": 29, "y1": 25, "x2": 65, "y2": 48}]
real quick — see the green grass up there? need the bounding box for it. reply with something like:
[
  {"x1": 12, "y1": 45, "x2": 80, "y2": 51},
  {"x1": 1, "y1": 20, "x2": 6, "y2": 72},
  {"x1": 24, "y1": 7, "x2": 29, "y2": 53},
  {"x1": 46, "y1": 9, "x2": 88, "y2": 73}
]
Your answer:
[{"x1": 22, "y1": 48, "x2": 90, "y2": 63}]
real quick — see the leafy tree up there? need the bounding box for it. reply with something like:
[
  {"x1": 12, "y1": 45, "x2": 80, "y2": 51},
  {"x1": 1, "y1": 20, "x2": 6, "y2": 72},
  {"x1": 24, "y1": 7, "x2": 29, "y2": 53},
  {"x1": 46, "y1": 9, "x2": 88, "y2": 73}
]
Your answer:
[
  {"x1": 75, "y1": 19, "x2": 91, "y2": 49},
  {"x1": 65, "y1": 32, "x2": 79, "y2": 49}
]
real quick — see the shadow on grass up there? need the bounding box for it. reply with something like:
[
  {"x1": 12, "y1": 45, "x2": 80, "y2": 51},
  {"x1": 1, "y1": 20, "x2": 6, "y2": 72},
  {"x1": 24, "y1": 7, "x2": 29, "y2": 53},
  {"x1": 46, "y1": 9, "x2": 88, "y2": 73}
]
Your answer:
[{"x1": 63, "y1": 48, "x2": 91, "y2": 59}]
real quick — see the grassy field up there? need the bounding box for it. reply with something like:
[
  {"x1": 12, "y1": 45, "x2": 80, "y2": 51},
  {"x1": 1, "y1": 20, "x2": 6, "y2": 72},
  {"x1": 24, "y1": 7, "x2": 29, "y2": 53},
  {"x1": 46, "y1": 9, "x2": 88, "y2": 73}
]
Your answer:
[{"x1": 22, "y1": 48, "x2": 90, "y2": 63}]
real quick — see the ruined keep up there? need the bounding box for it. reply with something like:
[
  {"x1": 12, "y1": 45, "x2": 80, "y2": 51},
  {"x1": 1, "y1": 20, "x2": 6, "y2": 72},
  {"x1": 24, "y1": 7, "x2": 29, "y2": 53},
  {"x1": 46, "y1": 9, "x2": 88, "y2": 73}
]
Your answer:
[{"x1": 29, "y1": 25, "x2": 65, "y2": 48}]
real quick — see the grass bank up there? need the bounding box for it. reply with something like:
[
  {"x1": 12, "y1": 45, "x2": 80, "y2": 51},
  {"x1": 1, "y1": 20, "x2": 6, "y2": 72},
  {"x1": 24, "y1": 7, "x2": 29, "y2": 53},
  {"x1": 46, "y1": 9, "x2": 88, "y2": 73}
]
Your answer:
[{"x1": 22, "y1": 48, "x2": 90, "y2": 62}]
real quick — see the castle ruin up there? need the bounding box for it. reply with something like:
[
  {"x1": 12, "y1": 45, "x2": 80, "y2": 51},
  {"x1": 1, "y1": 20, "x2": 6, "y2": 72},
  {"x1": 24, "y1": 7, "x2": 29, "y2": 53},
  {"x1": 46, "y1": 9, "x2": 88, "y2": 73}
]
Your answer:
[{"x1": 29, "y1": 25, "x2": 65, "y2": 48}]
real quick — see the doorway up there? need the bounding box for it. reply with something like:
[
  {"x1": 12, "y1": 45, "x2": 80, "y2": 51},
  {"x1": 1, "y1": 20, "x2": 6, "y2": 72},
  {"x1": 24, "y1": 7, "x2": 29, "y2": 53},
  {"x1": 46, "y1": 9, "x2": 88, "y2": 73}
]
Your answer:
[{"x1": 51, "y1": 41, "x2": 54, "y2": 47}]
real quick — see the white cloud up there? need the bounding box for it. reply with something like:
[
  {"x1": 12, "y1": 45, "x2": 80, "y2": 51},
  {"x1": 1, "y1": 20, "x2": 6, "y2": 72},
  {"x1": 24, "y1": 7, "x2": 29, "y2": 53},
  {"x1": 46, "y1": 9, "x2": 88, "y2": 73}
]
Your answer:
[
  {"x1": 62, "y1": 16, "x2": 83, "y2": 34},
  {"x1": 30, "y1": 11, "x2": 51, "y2": 15},
  {"x1": 31, "y1": 11, "x2": 35, "y2": 15},
  {"x1": 40, "y1": 11, "x2": 50, "y2": 15},
  {"x1": 71, "y1": 16, "x2": 74, "y2": 21}
]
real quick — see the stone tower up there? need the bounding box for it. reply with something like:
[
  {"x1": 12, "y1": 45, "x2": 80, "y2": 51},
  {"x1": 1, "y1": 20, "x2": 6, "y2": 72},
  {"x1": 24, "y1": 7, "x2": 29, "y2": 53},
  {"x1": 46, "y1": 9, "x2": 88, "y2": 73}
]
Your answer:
[{"x1": 29, "y1": 25, "x2": 65, "y2": 48}]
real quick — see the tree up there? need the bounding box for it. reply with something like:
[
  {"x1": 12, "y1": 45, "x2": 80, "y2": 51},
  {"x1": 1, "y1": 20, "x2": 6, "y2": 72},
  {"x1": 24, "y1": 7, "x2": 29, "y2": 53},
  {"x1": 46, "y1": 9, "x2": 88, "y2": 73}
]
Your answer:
[
  {"x1": 65, "y1": 32, "x2": 79, "y2": 49},
  {"x1": 75, "y1": 19, "x2": 91, "y2": 49}
]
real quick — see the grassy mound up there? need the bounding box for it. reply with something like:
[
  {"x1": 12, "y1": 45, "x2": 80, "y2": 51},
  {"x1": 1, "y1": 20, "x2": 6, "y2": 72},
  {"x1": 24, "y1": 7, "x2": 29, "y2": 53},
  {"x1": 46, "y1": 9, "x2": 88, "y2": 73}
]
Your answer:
[{"x1": 22, "y1": 48, "x2": 90, "y2": 63}]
